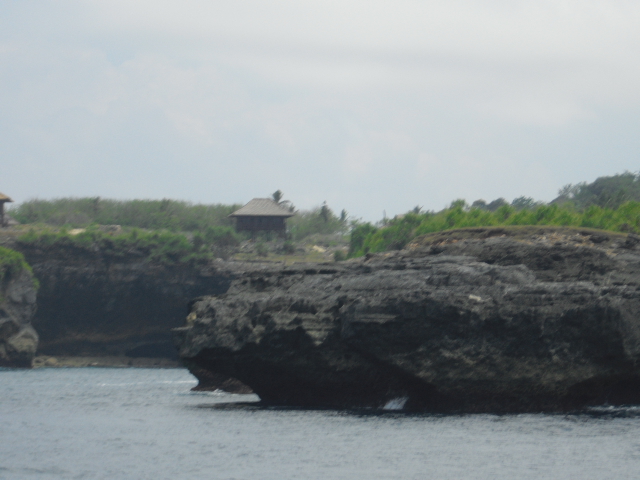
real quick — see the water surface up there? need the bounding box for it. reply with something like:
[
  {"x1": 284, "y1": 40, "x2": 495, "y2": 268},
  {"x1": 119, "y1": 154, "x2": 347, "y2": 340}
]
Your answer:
[{"x1": 2, "y1": 368, "x2": 640, "y2": 479}]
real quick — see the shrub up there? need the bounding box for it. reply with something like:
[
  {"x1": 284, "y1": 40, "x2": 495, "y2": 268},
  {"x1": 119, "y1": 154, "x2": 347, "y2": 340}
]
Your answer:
[
  {"x1": 333, "y1": 250, "x2": 346, "y2": 262},
  {"x1": 255, "y1": 242, "x2": 269, "y2": 257},
  {"x1": 0, "y1": 246, "x2": 35, "y2": 287},
  {"x1": 287, "y1": 204, "x2": 348, "y2": 241},
  {"x1": 9, "y1": 198, "x2": 241, "y2": 232},
  {"x1": 16, "y1": 227, "x2": 219, "y2": 266},
  {"x1": 348, "y1": 223, "x2": 378, "y2": 257},
  {"x1": 282, "y1": 241, "x2": 296, "y2": 254},
  {"x1": 348, "y1": 200, "x2": 640, "y2": 258},
  {"x1": 203, "y1": 226, "x2": 240, "y2": 247}
]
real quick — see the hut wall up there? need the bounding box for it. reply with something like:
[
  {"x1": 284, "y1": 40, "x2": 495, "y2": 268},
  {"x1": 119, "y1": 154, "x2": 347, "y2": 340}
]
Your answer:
[{"x1": 235, "y1": 216, "x2": 287, "y2": 233}]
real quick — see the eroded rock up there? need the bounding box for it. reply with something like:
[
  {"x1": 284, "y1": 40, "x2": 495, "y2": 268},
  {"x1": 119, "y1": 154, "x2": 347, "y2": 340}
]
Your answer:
[
  {"x1": 9, "y1": 243, "x2": 237, "y2": 359},
  {"x1": 174, "y1": 231, "x2": 640, "y2": 412},
  {"x1": 0, "y1": 267, "x2": 38, "y2": 367}
]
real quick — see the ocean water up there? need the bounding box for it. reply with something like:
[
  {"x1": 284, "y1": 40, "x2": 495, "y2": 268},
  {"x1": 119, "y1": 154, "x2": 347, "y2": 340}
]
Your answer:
[{"x1": 2, "y1": 368, "x2": 640, "y2": 480}]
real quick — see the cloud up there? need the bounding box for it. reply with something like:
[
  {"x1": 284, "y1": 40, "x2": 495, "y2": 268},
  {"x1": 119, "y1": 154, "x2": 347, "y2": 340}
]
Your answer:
[{"x1": 1, "y1": 1, "x2": 640, "y2": 219}]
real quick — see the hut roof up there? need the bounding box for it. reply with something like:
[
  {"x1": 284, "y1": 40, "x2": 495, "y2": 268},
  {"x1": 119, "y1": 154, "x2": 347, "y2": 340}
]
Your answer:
[
  {"x1": 229, "y1": 198, "x2": 295, "y2": 217},
  {"x1": 0, "y1": 192, "x2": 13, "y2": 202}
]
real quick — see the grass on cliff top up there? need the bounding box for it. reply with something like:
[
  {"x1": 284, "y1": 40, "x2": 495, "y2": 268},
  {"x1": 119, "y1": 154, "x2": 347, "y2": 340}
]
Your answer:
[
  {"x1": 16, "y1": 225, "x2": 241, "y2": 266},
  {"x1": 0, "y1": 245, "x2": 35, "y2": 285},
  {"x1": 349, "y1": 201, "x2": 640, "y2": 257},
  {"x1": 7, "y1": 224, "x2": 349, "y2": 266}
]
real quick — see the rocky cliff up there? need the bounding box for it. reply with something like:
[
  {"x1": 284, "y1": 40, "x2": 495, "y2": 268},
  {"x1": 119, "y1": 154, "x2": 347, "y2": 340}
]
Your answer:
[
  {"x1": 7, "y1": 242, "x2": 238, "y2": 359},
  {"x1": 174, "y1": 227, "x2": 640, "y2": 412},
  {"x1": 0, "y1": 247, "x2": 38, "y2": 367}
]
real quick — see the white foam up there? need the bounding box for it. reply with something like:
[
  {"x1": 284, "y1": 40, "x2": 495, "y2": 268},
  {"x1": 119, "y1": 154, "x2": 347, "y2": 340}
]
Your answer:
[{"x1": 382, "y1": 396, "x2": 409, "y2": 411}]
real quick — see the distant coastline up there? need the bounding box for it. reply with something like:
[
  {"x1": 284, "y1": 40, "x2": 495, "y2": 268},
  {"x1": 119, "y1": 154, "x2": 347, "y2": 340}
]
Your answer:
[{"x1": 32, "y1": 355, "x2": 181, "y2": 368}]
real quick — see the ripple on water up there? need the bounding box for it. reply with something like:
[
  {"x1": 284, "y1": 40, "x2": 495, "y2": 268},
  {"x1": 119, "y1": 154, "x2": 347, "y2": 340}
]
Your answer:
[{"x1": 2, "y1": 367, "x2": 640, "y2": 480}]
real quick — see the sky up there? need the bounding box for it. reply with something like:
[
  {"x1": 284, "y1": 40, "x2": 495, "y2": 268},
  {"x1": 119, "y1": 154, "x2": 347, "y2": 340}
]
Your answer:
[{"x1": 1, "y1": 1, "x2": 639, "y2": 221}]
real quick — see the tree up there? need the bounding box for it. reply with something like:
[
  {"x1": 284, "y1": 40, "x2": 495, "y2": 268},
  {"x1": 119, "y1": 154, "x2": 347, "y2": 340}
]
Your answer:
[
  {"x1": 511, "y1": 196, "x2": 540, "y2": 210},
  {"x1": 471, "y1": 199, "x2": 488, "y2": 210},
  {"x1": 486, "y1": 198, "x2": 508, "y2": 212},
  {"x1": 320, "y1": 202, "x2": 329, "y2": 222},
  {"x1": 272, "y1": 190, "x2": 283, "y2": 203}
]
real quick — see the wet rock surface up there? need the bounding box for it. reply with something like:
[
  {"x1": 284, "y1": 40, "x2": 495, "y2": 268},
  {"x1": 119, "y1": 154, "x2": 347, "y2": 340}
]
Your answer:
[
  {"x1": 0, "y1": 268, "x2": 38, "y2": 367},
  {"x1": 174, "y1": 228, "x2": 640, "y2": 412}
]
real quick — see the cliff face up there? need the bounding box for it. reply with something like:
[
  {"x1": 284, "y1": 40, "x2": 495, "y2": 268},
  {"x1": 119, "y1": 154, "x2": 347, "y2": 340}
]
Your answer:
[
  {"x1": 174, "y1": 229, "x2": 640, "y2": 412},
  {"x1": 0, "y1": 254, "x2": 38, "y2": 367},
  {"x1": 14, "y1": 244, "x2": 237, "y2": 358}
]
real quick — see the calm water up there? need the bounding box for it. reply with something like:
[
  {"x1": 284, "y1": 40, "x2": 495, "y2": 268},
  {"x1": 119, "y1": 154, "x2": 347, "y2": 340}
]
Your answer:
[{"x1": 2, "y1": 368, "x2": 640, "y2": 479}]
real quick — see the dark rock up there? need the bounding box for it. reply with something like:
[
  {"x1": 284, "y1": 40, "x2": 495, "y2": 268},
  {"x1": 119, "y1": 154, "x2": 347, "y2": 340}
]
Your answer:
[
  {"x1": 8, "y1": 242, "x2": 237, "y2": 359},
  {"x1": 174, "y1": 233, "x2": 640, "y2": 412},
  {"x1": 0, "y1": 268, "x2": 38, "y2": 367},
  {"x1": 624, "y1": 234, "x2": 640, "y2": 249},
  {"x1": 186, "y1": 365, "x2": 253, "y2": 393}
]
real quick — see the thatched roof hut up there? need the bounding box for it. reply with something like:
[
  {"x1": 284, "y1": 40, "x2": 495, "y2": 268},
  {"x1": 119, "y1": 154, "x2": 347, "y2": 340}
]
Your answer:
[
  {"x1": 0, "y1": 192, "x2": 13, "y2": 227},
  {"x1": 229, "y1": 198, "x2": 295, "y2": 234}
]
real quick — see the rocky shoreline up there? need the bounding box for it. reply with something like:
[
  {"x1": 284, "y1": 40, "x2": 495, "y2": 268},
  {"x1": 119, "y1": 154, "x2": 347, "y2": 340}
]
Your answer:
[
  {"x1": 31, "y1": 355, "x2": 181, "y2": 368},
  {"x1": 5, "y1": 224, "x2": 640, "y2": 412},
  {"x1": 0, "y1": 231, "x2": 239, "y2": 361},
  {"x1": 174, "y1": 227, "x2": 640, "y2": 412}
]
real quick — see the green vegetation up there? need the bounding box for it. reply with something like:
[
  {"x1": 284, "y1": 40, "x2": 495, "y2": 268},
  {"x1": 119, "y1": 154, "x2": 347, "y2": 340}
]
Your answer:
[
  {"x1": 287, "y1": 203, "x2": 348, "y2": 241},
  {"x1": 255, "y1": 242, "x2": 269, "y2": 257},
  {"x1": 333, "y1": 250, "x2": 347, "y2": 262},
  {"x1": 9, "y1": 196, "x2": 350, "y2": 243},
  {"x1": 16, "y1": 225, "x2": 240, "y2": 266},
  {"x1": 6, "y1": 195, "x2": 352, "y2": 265},
  {"x1": 349, "y1": 200, "x2": 640, "y2": 257},
  {"x1": 10, "y1": 173, "x2": 640, "y2": 263},
  {"x1": 282, "y1": 241, "x2": 296, "y2": 254},
  {"x1": 556, "y1": 172, "x2": 640, "y2": 210},
  {"x1": 0, "y1": 246, "x2": 35, "y2": 286},
  {"x1": 348, "y1": 172, "x2": 640, "y2": 258},
  {"x1": 10, "y1": 198, "x2": 241, "y2": 232}
]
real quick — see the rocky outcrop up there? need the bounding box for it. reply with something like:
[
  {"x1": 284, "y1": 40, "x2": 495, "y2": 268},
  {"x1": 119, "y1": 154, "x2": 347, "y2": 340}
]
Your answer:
[
  {"x1": 0, "y1": 252, "x2": 38, "y2": 367},
  {"x1": 8, "y1": 242, "x2": 238, "y2": 359},
  {"x1": 174, "y1": 227, "x2": 640, "y2": 412}
]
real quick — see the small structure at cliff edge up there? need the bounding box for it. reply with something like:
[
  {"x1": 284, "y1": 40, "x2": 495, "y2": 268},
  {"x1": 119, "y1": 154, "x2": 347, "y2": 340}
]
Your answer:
[
  {"x1": 0, "y1": 192, "x2": 13, "y2": 228},
  {"x1": 229, "y1": 198, "x2": 295, "y2": 236}
]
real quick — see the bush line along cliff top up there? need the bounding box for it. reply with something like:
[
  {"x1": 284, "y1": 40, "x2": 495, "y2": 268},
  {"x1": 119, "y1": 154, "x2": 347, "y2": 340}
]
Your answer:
[
  {"x1": 349, "y1": 201, "x2": 640, "y2": 257},
  {"x1": 7, "y1": 171, "x2": 640, "y2": 262},
  {"x1": 14, "y1": 226, "x2": 240, "y2": 266}
]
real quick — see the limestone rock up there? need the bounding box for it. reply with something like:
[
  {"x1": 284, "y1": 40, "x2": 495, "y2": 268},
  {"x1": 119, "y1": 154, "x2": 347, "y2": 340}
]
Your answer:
[
  {"x1": 0, "y1": 268, "x2": 38, "y2": 367},
  {"x1": 174, "y1": 232, "x2": 640, "y2": 412},
  {"x1": 8, "y1": 242, "x2": 237, "y2": 358}
]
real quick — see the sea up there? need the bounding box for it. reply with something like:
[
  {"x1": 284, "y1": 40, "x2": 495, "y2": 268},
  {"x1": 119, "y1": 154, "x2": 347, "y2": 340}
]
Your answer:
[{"x1": 2, "y1": 367, "x2": 640, "y2": 480}]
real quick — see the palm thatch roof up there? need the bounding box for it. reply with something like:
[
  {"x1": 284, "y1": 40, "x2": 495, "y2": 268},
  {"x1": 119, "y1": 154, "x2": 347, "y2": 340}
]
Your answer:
[
  {"x1": 0, "y1": 192, "x2": 13, "y2": 202},
  {"x1": 229, "y1": 198, "x2": 295, "y2": 217}
]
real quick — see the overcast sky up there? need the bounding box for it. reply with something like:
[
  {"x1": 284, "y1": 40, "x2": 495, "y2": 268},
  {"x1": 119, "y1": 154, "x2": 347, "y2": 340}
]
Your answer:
[{"x1": 2, "y1": 1, "x2": 639, "y2": 220}]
